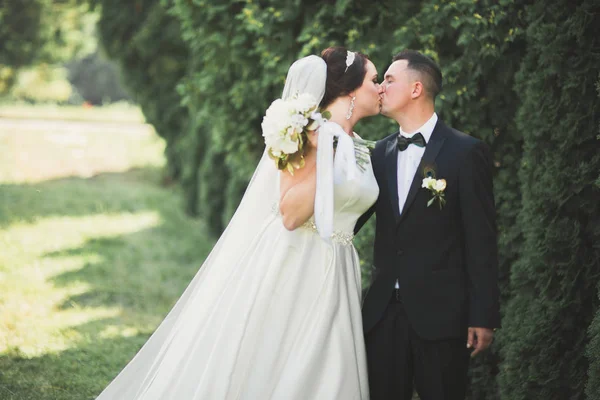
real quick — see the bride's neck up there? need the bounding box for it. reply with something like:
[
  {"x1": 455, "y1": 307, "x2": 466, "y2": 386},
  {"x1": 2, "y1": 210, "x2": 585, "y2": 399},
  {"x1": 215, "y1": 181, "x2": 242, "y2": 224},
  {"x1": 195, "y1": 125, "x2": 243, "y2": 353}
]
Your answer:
[{"x1": 324, "y1": 98, "x2": 356, "y2": 136}]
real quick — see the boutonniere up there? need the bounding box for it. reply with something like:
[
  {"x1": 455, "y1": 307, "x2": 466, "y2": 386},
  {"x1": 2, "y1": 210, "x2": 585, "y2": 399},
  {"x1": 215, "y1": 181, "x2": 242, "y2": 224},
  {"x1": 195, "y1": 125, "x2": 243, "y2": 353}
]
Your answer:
[{"x1": 421, "y1": 165, "x2": 446, "y2": 209}]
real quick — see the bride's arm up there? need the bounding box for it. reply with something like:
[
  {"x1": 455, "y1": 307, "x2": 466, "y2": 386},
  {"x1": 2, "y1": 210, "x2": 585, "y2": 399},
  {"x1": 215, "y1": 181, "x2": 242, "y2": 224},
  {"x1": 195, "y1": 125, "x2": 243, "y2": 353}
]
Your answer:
[{"x1": 278, "y1": 135, "x2": 318, "y2": 231}]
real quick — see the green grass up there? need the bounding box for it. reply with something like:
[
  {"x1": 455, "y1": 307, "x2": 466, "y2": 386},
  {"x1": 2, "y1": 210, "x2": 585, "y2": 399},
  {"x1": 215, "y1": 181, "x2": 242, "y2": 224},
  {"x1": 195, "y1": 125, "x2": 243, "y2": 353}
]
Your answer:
[
  {"x1": 0, "y1": 107, "x2": 215, "y2": 399},
  {"x1": 0, "y1": 102, "x2": 145, "y2": 124}
]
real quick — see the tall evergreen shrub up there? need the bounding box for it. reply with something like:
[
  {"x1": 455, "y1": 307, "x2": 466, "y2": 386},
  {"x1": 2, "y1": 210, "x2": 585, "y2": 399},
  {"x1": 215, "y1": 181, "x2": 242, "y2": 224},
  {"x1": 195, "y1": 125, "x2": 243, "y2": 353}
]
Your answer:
[{"x1": 499, "y1": 2, "x2": 600, "y2": 398}]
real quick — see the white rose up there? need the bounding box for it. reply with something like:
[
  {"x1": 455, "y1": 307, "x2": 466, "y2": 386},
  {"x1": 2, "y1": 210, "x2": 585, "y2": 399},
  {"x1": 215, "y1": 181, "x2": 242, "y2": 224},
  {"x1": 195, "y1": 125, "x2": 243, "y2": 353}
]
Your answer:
[
  {"x1": 434, "y1": 179, "x2": 447, "y2": 192},
  {"x1": 264, "y1": 99, "x2": 287, "y2": 118},
  {"x1": 261, "y1": 118, "x2": 282, "y2": 141},
  {"x1": 422, "y1": 177, "x2": 436, "y2": 189},
  {"x1": 272, "y1": 135, "x2": 299, "y2": 154},
  {"x1": 294, "y1": 93, "x2": 316, "y2": 113},
  {"x1": 289, "y1": 113, "x2": 308, "y2": 131}
]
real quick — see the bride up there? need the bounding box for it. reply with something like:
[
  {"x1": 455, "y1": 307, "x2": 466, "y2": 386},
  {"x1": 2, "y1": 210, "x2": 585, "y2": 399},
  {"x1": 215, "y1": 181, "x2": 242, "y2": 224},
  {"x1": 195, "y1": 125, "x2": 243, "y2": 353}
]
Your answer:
[{"x1": 96, "y1": 47, "x2": 382, "y2": 400}]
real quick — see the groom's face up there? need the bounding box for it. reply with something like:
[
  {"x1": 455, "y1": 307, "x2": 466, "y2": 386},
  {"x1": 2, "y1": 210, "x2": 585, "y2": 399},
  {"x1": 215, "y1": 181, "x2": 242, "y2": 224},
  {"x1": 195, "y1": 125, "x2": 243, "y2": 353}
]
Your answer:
[{"x1": 380, "y1": 60, "x2": 415, "y2": 118}]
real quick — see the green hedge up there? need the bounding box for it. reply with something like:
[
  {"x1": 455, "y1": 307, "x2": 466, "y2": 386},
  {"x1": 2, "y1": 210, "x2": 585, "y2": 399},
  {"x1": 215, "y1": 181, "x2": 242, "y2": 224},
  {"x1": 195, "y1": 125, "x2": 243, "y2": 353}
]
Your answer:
[
  {"x1": 498, "y1": 1, "x2": 600, "y2": 399},
  {"x1": 588, "y1": 282, "x2": 600, "y2": 400},
  {"x1": 586, "y1": 77, "x2": 600, "y2": 400}
]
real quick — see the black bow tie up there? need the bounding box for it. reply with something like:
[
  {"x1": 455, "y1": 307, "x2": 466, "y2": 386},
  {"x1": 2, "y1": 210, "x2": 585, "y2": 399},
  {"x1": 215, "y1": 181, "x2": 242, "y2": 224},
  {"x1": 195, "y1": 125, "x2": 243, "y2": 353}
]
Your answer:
[{"x1": 397, "y1": 132, "x2": 426, "y2": 151}]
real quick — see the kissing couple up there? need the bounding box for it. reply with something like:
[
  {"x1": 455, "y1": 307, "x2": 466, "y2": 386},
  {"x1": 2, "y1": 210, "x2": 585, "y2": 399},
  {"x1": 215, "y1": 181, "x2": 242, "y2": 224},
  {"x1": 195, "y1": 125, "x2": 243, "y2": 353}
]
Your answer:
[{"x1": 96, "y1": 46, "x2": 501, "y2": 400}]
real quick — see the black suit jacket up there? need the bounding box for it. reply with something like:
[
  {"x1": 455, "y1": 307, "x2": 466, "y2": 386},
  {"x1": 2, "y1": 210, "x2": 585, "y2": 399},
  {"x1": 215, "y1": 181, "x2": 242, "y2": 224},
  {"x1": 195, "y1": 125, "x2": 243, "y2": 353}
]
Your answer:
[{"x1": 356, "y1": 119, "x2": 501, "y2": 340}]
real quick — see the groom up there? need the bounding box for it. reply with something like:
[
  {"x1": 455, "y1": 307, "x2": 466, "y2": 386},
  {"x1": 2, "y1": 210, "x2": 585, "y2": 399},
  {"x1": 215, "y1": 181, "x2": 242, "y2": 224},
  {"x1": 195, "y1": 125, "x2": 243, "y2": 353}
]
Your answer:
[{"x1": 355, "y1": 50, "x2": 501, "y2": 399}]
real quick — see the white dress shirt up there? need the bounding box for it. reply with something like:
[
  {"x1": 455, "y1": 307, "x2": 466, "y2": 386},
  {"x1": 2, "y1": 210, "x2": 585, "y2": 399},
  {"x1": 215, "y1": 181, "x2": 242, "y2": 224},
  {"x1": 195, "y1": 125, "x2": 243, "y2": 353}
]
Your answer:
[
  {"x1": 395, "y1": 112, "x2": 438, "y2": 290},
  {"x1": 397, "y1": 112, "x2": 438, "y2": 213}
]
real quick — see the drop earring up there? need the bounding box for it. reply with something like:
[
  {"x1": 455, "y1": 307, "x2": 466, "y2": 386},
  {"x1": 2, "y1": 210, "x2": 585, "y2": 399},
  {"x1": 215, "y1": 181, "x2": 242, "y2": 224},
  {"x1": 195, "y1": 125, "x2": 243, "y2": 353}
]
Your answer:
[{"x1": 345, "y1": 96, "x2": 356, "y2": 120}]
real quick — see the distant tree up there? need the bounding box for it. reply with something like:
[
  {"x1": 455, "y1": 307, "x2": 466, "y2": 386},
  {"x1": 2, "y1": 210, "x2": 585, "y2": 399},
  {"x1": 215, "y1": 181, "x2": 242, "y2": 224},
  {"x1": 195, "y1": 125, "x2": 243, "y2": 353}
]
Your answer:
[
  {"x1": 66, "y1": 51, "x2": 132, "y2": 105},
  {"x1": 0, "y1": 0, "x2": 94, "y2": 95}
]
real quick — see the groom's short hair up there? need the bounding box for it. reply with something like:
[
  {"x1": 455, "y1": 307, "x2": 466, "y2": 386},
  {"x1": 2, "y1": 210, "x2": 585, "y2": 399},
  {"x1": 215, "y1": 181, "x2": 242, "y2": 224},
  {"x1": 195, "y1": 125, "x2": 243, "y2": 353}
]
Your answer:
[{"x1": 392, "y1": 50, "x2": 442, "y2": 100}]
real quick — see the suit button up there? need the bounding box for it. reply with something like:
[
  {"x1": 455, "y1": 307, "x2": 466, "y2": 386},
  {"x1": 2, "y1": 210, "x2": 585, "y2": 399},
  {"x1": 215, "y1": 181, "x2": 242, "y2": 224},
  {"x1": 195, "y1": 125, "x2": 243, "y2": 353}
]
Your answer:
[{"x1": 397, "y1": 249, "x2": 404, "y2": 256}]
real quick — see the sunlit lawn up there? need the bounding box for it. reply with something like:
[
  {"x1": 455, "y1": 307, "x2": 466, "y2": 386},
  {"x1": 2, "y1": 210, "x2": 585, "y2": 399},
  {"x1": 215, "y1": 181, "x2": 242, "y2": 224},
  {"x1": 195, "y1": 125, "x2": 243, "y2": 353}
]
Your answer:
[
  {"x1": 0, "y1": 108, "x2": 215, "y2": 399},
  {"x1": 0, "y1": 102, "x2": 145, "y2": 124}
]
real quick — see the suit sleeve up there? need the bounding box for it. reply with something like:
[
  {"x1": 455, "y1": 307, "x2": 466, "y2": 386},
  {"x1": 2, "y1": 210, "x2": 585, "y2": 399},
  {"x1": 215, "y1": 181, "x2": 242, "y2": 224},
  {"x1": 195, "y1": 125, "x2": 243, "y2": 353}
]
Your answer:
[
  {"x1": 354, "y1": 139, "x2": 385, "y2": 235},
  {"x1": 354, "y1": 204, "x2": 375, "y2": 235},
  {"x1": 458, "y1": 142, "x2": 501, "y2": 329}
]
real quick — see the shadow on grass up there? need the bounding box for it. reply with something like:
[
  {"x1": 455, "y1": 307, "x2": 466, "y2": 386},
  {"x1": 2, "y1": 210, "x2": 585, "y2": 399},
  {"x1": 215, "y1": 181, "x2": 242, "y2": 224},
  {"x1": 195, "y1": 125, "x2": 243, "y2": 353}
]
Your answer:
[
  {"x1": 0, "y1": 318, "x2": 151, "y2": 400},
  {"x1": 0, "y1": 167, "x2": 216, "y2": 400},
  {"x1": 46, "y1": 229, "x2": 206, "y2": 317},
  {"x1": 0, "y1": 166, "x2": 171, "y2": 228}
]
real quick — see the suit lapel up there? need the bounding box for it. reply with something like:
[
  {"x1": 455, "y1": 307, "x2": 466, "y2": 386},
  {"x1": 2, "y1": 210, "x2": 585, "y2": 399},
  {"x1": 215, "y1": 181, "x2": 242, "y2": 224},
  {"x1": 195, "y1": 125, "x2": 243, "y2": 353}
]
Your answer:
[
  {"x1": 384, "y1": 135, "x2": 401, "y2": 220},
  {"x1": 398, "y1": 121, "x2": 447, "y2": 224}
]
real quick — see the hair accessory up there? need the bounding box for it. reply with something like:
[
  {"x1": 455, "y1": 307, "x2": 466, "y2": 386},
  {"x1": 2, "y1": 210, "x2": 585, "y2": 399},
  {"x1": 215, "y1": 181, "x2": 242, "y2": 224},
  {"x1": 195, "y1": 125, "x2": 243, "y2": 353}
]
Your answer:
[{"x1": 344, "y1": 51, "x2": 356, "y2": 72}]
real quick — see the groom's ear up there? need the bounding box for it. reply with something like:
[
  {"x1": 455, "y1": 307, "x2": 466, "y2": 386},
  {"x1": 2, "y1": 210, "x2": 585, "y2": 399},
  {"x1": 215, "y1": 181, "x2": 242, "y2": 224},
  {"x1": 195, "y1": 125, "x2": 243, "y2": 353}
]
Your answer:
[{"x1": 411, "y1": 81, "x2": 424, "y2": 99}]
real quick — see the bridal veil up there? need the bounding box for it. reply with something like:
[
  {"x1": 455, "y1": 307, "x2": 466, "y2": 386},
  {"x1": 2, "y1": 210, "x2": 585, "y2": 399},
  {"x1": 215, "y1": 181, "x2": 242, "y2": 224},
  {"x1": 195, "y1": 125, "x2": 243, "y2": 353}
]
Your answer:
[{"x1": 96, "y1": 55, "x2": 338, "y2": 399}]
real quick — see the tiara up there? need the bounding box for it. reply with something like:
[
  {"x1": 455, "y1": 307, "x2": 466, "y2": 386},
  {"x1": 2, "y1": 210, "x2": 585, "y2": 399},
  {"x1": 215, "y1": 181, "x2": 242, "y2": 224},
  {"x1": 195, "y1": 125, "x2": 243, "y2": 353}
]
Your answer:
[{"x1": 344, "y1": 51, "x2": 356, "y2": 73}]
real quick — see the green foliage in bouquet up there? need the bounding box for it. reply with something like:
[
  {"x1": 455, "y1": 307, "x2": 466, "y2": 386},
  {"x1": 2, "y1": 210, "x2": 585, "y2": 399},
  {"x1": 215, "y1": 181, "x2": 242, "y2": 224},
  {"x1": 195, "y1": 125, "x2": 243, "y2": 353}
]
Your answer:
[{"x1": 268, "y1": 141, "x2": 306, "y2": 175}]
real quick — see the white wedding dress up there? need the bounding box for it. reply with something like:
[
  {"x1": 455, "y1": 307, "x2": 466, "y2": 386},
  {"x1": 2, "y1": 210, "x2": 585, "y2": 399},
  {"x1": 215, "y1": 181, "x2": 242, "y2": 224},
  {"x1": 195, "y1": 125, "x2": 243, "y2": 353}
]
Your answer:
[{"x1": 96, "y1": 55, "x2": 379, "y2": 400}]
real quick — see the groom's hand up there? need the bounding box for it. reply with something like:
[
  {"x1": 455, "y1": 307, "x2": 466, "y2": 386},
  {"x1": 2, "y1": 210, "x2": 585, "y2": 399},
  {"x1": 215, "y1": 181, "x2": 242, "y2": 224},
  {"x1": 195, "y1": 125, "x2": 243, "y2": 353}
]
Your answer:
[{"x1": 467, "y1": 327, "x2": 494, "y2": 357}]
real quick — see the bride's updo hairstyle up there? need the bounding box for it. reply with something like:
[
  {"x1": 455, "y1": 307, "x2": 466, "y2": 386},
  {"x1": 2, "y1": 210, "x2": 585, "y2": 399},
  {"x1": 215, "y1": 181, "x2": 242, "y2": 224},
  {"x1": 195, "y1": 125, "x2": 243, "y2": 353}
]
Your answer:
[{"x1": 319, "y1": 46, "x2": 370, "y2": 109}]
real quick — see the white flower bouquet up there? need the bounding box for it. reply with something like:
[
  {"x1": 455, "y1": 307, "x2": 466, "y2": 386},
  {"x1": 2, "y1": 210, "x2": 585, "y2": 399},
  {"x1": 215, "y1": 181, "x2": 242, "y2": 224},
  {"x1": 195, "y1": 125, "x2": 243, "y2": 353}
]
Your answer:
[{"x1": 261, "y1": 93, "x2": 329, "y2": 174}]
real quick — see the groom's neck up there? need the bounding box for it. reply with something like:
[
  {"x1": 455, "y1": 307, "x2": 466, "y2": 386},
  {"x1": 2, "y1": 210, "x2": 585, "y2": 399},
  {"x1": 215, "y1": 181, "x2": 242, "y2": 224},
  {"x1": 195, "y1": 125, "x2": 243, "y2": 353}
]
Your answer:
[{"x1": 395, "y1": 102, "x2": 435, "y2": 134}]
